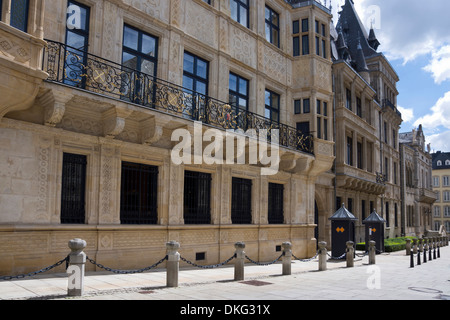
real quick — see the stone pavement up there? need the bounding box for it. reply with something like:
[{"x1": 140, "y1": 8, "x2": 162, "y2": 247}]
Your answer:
[{"x1": 1, "y1": 246, "x2": 449, "y2": 303}]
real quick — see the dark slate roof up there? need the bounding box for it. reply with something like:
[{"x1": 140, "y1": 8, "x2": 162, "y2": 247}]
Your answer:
[
  {"x1": 329, "y1": 204, "x2": 358, "y2": 221},
  {"x1": 363, "y1": 211, "x2": 386, "y2": 224},
  {"x1": 432, "y1": 152, "x2": 450, "y2": 170}
]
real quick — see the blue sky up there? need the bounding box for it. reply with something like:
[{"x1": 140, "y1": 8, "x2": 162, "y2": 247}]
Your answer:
[{"x1": 330, "y1": 0, "x2": 450, "y2": 152}]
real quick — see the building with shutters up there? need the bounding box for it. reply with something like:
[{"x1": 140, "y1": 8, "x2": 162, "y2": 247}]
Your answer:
[{"x1": 432, "y1": 151, "x2": 450, "y2": 233}]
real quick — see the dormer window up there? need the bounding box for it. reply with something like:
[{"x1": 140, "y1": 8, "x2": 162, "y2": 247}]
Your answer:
[
  {"x1": 437, "y1": 160, "x2": 442, "y2": 166},
  {"x1": 446, "y1": 160, "x2": 450, "y2": 166}
]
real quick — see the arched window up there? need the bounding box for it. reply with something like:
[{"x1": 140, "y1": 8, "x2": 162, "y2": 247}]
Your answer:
[
  {"x1": 446, "y1": 160, "x2": 450, "y2": 166},
  {"x1": 437, "y1": 160, "x2": 442, "y2": 166}
]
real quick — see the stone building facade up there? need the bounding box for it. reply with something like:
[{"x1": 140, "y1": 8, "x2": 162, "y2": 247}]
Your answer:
[
  {"x1": 0, "y1": 0, "x2": 335, "y2": 275},
  {"x1": 399, "y1": 125, "x2": 436, "y2": 237},
  {"x1": 432, "y1": 151, "x2": 450, "y2": 232}
]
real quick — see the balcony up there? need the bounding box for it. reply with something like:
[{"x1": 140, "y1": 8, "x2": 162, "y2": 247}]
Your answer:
[
  {"x1": 419, "y1": 188, "x2": 437, "y2": 204},
  {"x1": 41, "y1": 40, "x2": 314, "y2": 156},
  {"x1": 383, "y1": 99, "x2": 402, "y2": 118}
]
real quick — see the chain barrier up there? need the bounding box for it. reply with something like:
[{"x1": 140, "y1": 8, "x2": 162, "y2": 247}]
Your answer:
[
  {"x1": 0, "y1": 256, "x2": 69, "y2": 281},
  {"x1": 86, "y1": 256, "x2": 168, "y2": 275},
  {"x1": 327, "y1": 252, "x2": 346, "y2": 260},
  {"x1": 245, "y1": 253, "x2": 284, "y2": 266},
  {"x1": 292, "y1": 251, "x2": 319, "y2": 262},
  {"x1": 180, "y1": 254, "x2": 236, "y2": 269}
]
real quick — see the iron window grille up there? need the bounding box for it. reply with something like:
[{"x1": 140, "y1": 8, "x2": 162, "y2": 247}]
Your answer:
[
  {"x1": 61, "y1": 153, "x2": 87, "y2": 224},
  {"x1": 231, "y1": 177, "x2": 252, "y2": 224},
  {"x1": 268, "y1": 183, "x2": 284, "y2": 224},
  {"x1": 120, "y1": 162, "x2": 159, "y2": 225},
  {"x1": 184, "y1": 171, "x2": 212, "y2": 225}
]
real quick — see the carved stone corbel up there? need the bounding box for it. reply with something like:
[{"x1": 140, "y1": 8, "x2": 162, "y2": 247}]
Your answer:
[
  {"x1": 140, "y1": 115, "x2": 171, "y2": 146},
  {"x1": 39, "y1": 89, "x2": 73, "y2": 127},
  {"x1": 102, "y1": 107, "x2": 133, "y2": 139}
]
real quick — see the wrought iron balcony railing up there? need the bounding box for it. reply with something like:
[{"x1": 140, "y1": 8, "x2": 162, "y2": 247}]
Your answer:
[{"x1": 42, "y1": 40, "x2": 314, "y2": 155}]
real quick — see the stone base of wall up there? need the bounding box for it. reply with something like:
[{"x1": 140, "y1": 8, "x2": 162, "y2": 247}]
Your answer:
[{"x1": 0, "y1": 224, "x2": 317, "y2": 276}]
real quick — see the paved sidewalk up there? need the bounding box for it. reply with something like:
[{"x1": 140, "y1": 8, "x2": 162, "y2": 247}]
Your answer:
[{"x1": 1, "y1": 246, "x2": 449, "y2": 301}]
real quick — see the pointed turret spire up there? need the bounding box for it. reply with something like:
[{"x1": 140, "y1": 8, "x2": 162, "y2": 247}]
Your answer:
[{"x1": 368, "y1": 26, "x2": 380, "y2": 51}]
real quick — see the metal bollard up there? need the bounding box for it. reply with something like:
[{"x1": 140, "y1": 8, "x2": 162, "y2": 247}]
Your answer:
[
  {"x1": 423, "y1": 238, "x2": 427, "y2": 263},
  {"x1": 346, "y1": 241, "x2": 354, "y2": 268},
  {"x1": 417, "y1": 249, "x2": 421, "y2": 266},
  {"x1": 410, "y1": 251, "x2": 414, "y2": 268},
  {"x1": 405, "y1": 239, "x2": 412, "y2": 256},
  {"x1": 318, "y1": 241, "x2": 327, "y2": 271},
  {"x1": 282, "y1": 242, "x2": 292, "y2": 276},
  {"x1": 67, "y1": 238, "x2": 87, "y2": 297},
  {"x1": 234, "y1": 242, "x2": 246, "y2": 281},
  {"x1": 429, "y1": 242, "x2": 433, "y2": 261},
  {"x1": 438, "y1": 243, "x2": 440, "y2": 258},
  {"x1": 369, "y1": 241, "x2": 376, "y2": 265},
  {"x1": 166, "y1": 241, "x2": 180, "y2": 288},
  {"x1": 433, "y1": 237, "x2": 437, "y2": 260}
]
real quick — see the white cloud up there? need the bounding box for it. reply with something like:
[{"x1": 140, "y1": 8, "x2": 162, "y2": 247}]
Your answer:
[
  {"x1": 397, "y1": 106, "x2": 414, "y2": 123},
  {"x1": 414, "y1": 91, "x2": 450, "y2": 130},
  {"x1": 428, "y1": 130, "x2": 450, "y2": 153},
  {"x1": 423, "y1": 45, "x2": 450, "y2": 84}
]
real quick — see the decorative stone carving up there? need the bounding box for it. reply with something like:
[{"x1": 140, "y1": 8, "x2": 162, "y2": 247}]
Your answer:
[{"x1": 38, "y1": 89, "x2": 73, "y2": 127}]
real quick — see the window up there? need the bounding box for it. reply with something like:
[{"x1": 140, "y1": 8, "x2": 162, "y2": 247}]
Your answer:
[
  {"x1": 203, "y1": 0, "x2": 211, "y2": 4},
  {"x1": 65, "y1": 0, "x2": 90, "y2": 88},
  {"x1": 437, "y1": 160, "x2": 442, "y2": 166},
  {"x1": 446, "y1": 160, "x2": 450, "y2": 166},
  {"x1": 61, "y1": 153, "x2": 87, "y2": 224},
  {"x1": 230, "y1": 0, "x2": 249, "y2": 28},
  {"x1": 443, "y1": 176, "x2": 450, "y2": 187},
  {"x1": 302, "y1": 35, "x2": 309, "y2": 55},
  {"x1": 302, "y1": 18, "x2": 309, "y2": 32},
  {"x1": 433, "y1": 176, "x2": 440, "y2": 187},
  {"x1": 314, "y1": 20, "x2": 327, "y2": 58},
  {"x1": 384, "y1": 157, "x2": 389, "y2": 182},
  {"x1": 294, "y1": 99, "x2": 301, "y2": 114},
  {"x1": 10, "y1": 0, "x2": 29, "y2": 32},
  {"x1": 183, "y1": 52, "x2": 209, "y2": 96},
  {"x1": 356, "y1": 97, "x2": 362, "y2": 118},
  {"x1": 385, "y1": 202, "x2": 390, "y2": 228},
  {"x1": 183, "y1": 52, "x2": 209, "y2": 118},
  {"x1": 184, "y1": 171, "x2": 212, "y2": 224},
  {"x1": 346, "y1": 88, "x2": 352, "y2": 110},
  {"x1": 229, "y1": 73, "x2": 249, "y2": 112},
  {"x1": 346, "y1": 136, "x2": 353, "y2": 166},
  {"x1": 268, "y1": 183, "x2": 284, "y2": 224},
  {"x1": 297, "y1": 122, "x2": 310, "y2": 135},
  {"x1": 357, "y1": 142, "x2": 363, "y2": 169},
  {"x1": 445, "y1": 206, "x2": 450, "y2": 217},
  {"x1": 361, "y1": 200, "x2": 366, "y2": 221},
  {"x1": 265, "y1": 6, "x2": 279, "y2": 47},
  {"x1": 265, "y1": 90, "x2": 280, "y2": 122},
  {"x1": 394, "y1": 203, "x2": 398, "y2": 228},
  {"x1": 122, "y1": 24, "x2": 158, "y2": 104},
  {"x1": 231, "y1": 178, "x2": 252, "y2": 224},
  {"x1": 444, "y1": 191, "x2": 450, "y2": 202},
  {"x1": 120, "y1": 162, "x2": 158, "y2": 225},
  {"x1": 303, "y1": 98, "x2": 310, "y2": 113},
  {"x1": 434, "y1": 206, "x2": 441, "y2": 217}
]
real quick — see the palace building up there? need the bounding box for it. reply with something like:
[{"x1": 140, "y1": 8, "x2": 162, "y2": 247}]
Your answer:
[{"x1": 0, "y1": 0, "x2": 435, "y2": 276}]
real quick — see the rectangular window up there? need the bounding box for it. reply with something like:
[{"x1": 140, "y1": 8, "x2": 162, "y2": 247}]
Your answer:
[
  {"x1": 265, "y1": 89, "x2": 280, "y2": 122},
  {"x1": 230, "y1": 0, "x2": 249, "y2": 28},
  {"x1": 322, "y1": 39, "x2": 327, "y2": 59},
  {"x1": 268, "y1": 183, "x2": 284, "y2": 224},
  {"x1": 317, "y1": 117, "x2": 321, "y2": 139},
  {"x1": 183, "y1": 52, "x2": 209, "y2": 119},
  {"x1": 231, "y1": 178, "x2": 252, "y2": 224},
  {"x1": 445, "y1": 206, "x2": 450, "y2": 217},
  {"x1": 346, "y1": 88, "x2": 352, "y2": 110},
  {"x1": 347, "y1": 136, "x2": 353, "y2": 166},
  {"x1": 356, "y1": 97, "x2": 362, "y2": 118},
  {"x1": 297, "y1": 122, "x2": 310, "y2": 135},
  {"x1": 120, "y1": 162, "x2": 158, "y2": 225},
  {"x1": 385, "y1": 202, "x2": 390, "y2": 227},
  {"x1": 361, "y1": 200, "x2": 366, "y2": 221},
  {"x1": 315, "y1": 36, "x2": 320, "y2": 55},
  {"x1": 444, "y1": 191, "x2": 450, "y2": 202},
  {"x1": 324, "y1": 119, "x2": 328, "y2": 141},
  {"x1": 229, "y1": 73, "x2": 249, "y2": 112},
  {"x1": 293, "y1": 36, "x2": 300, "y2": 56},
  {"x1": 292, "y1": 20, "x2": 299, "y2": 34},
  {"x1": 303, "y1": 98, "x2": 310, "y2": 113},
  {"x1": 122, "y1": 24, "x2": 158, "y2": 105},
  {"x1": 61, "y1": 153, "x2": 87, "y2": 224},
  {"x1": 10, "y1": 0, "x2": 29, "y2": 32},
  {"x1": 433, "y1": 176, "x2": 439, "y2": 187},
  {"x1": 302, "y1": 35, "x2": 309, "y2": 55},
  {"x1": 357, "y1": 142, "x2": 363, "y2": 169},
  {"x1": 301, "y1": 18, "x2": 309, "y2": 32},
  {"x1": 294, "y1": 99, "x2": 301, "y2": 114},
  {"x1": 434, "y1": 206, "x2": 441, "y2": 217},
  {"x1": 265, "y1": 6, "x2": 279, "y2": 47},
  {"x1": 443, "y1": 176, "x2": 450, "y2": 186},
  {"x1": 184, "y1": 171, "x2": 212, "y2": 224},
  {"x1": 64, "y1": 0, "x2": 90, "y2": 88}
]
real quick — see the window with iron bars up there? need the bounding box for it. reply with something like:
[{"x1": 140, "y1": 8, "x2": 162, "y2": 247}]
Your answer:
[
  {"x1": 184, "y1": 171, "x2": 212, "y2": 225},
  {"x1": 120, "y1": 162, "x2": 159, "y2": 225},
  {"x1": 268, "y1": 183, "x2": 284, "y2": 224},
  {"x1": 61, "y1": 153, "x2": 87, "y2": 224},
  {"x1": 231, "y1": 177, "x2": 252, "y2": 224}
]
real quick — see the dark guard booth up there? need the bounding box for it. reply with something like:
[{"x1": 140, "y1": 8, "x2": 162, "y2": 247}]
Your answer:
[
  {"x1": 363, "y1": 210, "x2": 386, "y2": 253},
  {"x1": 329, "y1": 204, "x2": 358, "y2": 259}
]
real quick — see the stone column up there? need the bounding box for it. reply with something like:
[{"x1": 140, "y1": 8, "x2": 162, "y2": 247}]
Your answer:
[
  {"x1": 412, "y1": 238, "x2": 418, "y2": 254},
  {"x1": 405, "y1": 238, "x2": 411, "y2": 256},
  {"x1": 166, "y1": 241, "x2": 180, "y2": 288},
  {"x1": 282, "y1": 242, "x2": 292, "y2": 276},
  {"x1": 318, "y1": 241, "x2": 327, "y2": 271},
  {"x1": 67, "y1": 239, "x2": 87, "y2": 297},
  {"x1": 346, "y1": 241, "x2": 354, "y2": 268},
  {"x1": 234, "y1": 242, "x2": 246, "y2": 281},
  {"x1": 369, "y1": 241, "x2": 376, "y2": 265}
]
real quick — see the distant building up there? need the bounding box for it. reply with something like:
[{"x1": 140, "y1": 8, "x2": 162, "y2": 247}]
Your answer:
[
  {"x1": 399, "y1": 125, "x2": 436, "y2": 237},
  {"x1": 432, "y1": 151, "x2": 450, "y2": 232}
]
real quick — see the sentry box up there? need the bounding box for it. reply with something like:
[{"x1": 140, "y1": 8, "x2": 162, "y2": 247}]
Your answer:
[
  {"x1": 329, "y1": 204, "x2": 358, "y2": 259},
  {"x1": 363, "y1": 210, "x2": 386, "y2": 254}
]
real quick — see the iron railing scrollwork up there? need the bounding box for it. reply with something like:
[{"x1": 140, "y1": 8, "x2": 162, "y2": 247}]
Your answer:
[{"x1": 42, "y1": 40, "x2": 314, "y2": 155}]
